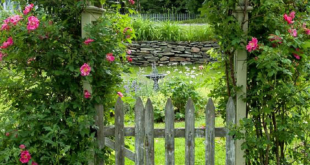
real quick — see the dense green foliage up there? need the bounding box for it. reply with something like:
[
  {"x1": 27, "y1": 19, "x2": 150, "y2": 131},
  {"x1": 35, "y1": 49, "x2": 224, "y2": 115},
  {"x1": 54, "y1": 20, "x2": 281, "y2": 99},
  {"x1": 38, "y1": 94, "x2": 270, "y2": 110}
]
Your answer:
[
  {"x1": 0, "y1": 1, "x2": 134, "y2": 164},
  {"x1": 132, "y1": 18, "x2": 215, "y2": 41},
  {"x1": 201, "y1": 0, "x2": 309, "y2": 164}
]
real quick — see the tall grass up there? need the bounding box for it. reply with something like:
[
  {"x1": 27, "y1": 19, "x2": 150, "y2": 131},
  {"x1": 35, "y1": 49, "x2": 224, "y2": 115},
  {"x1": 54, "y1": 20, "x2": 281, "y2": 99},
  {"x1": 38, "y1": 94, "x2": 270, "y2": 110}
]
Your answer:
[{"x1": 131, "y1": 18, "x2": 215, "y2": 42}]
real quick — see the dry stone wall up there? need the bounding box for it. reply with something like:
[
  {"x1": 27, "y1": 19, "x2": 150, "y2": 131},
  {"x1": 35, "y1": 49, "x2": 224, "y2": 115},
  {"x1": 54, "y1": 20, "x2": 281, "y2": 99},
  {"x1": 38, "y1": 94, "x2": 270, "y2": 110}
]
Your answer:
[{"x1": 127, "y1": 41, "x2": 219, "y2": 66}]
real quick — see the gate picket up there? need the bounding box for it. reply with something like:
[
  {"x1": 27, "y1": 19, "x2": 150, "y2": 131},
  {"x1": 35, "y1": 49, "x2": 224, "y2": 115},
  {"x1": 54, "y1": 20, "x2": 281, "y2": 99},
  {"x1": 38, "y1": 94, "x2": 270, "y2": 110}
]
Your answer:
[
  {"x1": 165, "y1": 98, "x2": 175, "y2": 165},
  {"x1": 115, "y1": 97, "x2": 125, "y2": 165},
  {"x1": 185, "y1": 98, "x2": 195, "y2": 165},
  {"x1": 135, "y1": 97, "x2": 145, "y2": 165},
  {"x1": 205, "y1": 98, "x2": 215, "y2": 165},
  {"x1": 145, "y1": 99, "x2": 155, "y2": 165},
  {"x1": 226, "y1": 97, "x2": 235, "y2": 165}
]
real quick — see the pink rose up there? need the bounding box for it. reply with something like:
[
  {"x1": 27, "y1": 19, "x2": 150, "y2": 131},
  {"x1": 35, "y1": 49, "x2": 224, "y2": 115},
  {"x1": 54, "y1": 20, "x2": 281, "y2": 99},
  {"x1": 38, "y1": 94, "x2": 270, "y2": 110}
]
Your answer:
[
  {"x1": 32, "y1": 162, "x2": 38, "y2": 165},
  {"x1": 283, "y1": 14, "x2": 294, "y2": 24},
  {"x1": 10, "y1": 15, "x2": 23, "y2": 25},
  {"x1": 289, "y1": 11, "x2": 295, "y2": 20},
  {"x1": 288, "y1": 29, "x2": 297, "y2": 37},
  {"x1": 129, "y1": 0, "x2": 135, "y2": 5},
  {"x1": 20, "y1": 150, "x2": 31, "y2": 164},
  {"x1": 80, "y1": 63, "x2": 91, "y2": 76},
  {"x1": 84, "y1": 90, "x2": 91, "y2": 99},
  {"x1": 1, "y1": 23, "x2": 10, "y2": 30},
  {"x1": 199, "y1": 65, "x2": 204, "y2": 70},
  {"x1": 117, "y1": 92, "x2": 124, "y2": 98},
  {"x1": 23, "y1": 4, "x2": 34, "y2": 15},
  {"x1": 246, "y1": 37, "x2": 259, "y2": 52},
  {"x1": 106, "y1": 53, "x2": 115, "y2": 62},
  {"x1": 293, "y1": 48, "x2": 301, "y2": 60},
  {"x1": 84, "y1": 39, "x2": 94, "y2": 45},
  {"x1": 123, "y1": 27, "x2": 132, "y2": 34},
  {"x1": 1, "y1": 37, "x2": 14, "y2": 49},
  {"x1": 126, "y1": 56, "x2": 132, "y2": 62},
  {"x1": 19, "y1": 144, "x2": 26, "y2": 149},
  {"x1": 293, "y1": 54, "x2": 300, "y2": 60},
  {"x1": 5, "y1": 132, "x2": 10, "y2": 136},
  {"x1": 27, "y1": 16, "x2": 40, "y2": 31},
  {"x1": 126, "y1": 49, "x2": 132, "y2": 55}
]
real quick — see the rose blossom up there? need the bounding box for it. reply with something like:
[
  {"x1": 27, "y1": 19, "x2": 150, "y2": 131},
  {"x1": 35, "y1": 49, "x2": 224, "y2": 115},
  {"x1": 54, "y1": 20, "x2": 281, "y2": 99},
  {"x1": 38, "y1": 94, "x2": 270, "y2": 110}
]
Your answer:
[
  {"x1": 84, "y1": 39, "x2": 94, "y2": 45},
  {"x1": 5, "y1": 132, "x2": 10, "y2": 136},
  {"x1": 293, "y1": 48, "x2": 301, "y2": 60},
  {"x1": 23, "y1": 4, "x2": 34, "y2": 15},
  {"x1": 106, "y1": 53, "x2": 115, "y2": 62},
  {"x1": 126, "y1": 49, "x2": 132, "y2": 55},
  {"x1": 80, "y1": 63, "x2": 91, "y2": 76},
  {"x1": 288, "y1": 29, "x2": 297, "y2": 37},
  {"x1": 129, "y1": 0, "x2": 135, "y2": 5},
  {"x1": 283, "y1": 11, "x2": 295, "y2": 24},
  {"x1": 126, "y1": 56, "x2": 132, "y2": 62},
  {"x1": 84, "y1": 90, "x2": 91, "y2": 99},
  {"x1": 117, "y1": 92, "x2": 124, "y2": 98},
  {"x1": 0, "y1": 37, "x2": 14, "y2": 49},
  {"x1": 1, "y1": 23, "x2": 10, "y2": 30},
  {"x1": 27, "y1": 16, "x2": 40, "y2": 30},
  {"x1": 246, "y1": 37, "x2": 259, "y2": 52},
  {"x1": 199, "y1": 65, "x2": 204, "y2": 70},
  {"x1": 20, "y1": 150, "x2": 31, "y2": 163},
  {"x1": 305, "y1": 29, "x2": 310, "y2": 35},
  {"x1": 32, "y1": 162, "x2": 38, "y2": 165},
  {"x1": 10, "y1": 15, "x2": 23, "y2": 25},
  {"x1": 19, "y1": 144, "x2": 26, "y2": 149}
]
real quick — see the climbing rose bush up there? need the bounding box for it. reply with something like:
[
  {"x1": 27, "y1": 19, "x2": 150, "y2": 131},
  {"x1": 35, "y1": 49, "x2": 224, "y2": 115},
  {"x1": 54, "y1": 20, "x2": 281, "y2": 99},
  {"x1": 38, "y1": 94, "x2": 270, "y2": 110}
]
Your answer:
[{"x1": 0, "y1": 2, "x2": 134, "y2": 164}]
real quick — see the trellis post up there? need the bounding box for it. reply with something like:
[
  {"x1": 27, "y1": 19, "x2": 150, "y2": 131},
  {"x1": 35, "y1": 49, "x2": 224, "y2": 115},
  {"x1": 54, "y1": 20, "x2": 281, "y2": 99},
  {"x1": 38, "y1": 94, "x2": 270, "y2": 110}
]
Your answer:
[
  {"x1": 234, "y1": 1, "x2": 253, "y2": 165},
  {"x1": 81, "y1": 2, "x2": 105, "y2": 165}
]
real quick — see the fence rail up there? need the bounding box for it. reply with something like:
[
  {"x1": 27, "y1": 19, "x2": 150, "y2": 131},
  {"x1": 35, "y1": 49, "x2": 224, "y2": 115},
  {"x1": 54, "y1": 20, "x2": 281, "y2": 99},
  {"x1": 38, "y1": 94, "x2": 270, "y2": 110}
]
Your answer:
[
  {"x1": 95, "y1": 97, "x2": 236, "y2": 165},
  {"x1": 130, "y1": 13, "x2": 199, "y2": 21}
]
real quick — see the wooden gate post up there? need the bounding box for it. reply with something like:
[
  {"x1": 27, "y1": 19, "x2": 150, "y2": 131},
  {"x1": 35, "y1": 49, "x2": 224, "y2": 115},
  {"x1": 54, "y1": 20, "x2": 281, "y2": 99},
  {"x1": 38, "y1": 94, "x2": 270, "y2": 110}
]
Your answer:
[
  {"x1": 81, "y1": 2, "x2": 105, "y2": 165},
  {"x1": 234, "y1": 1, "x2": 253, "y2": 165}
]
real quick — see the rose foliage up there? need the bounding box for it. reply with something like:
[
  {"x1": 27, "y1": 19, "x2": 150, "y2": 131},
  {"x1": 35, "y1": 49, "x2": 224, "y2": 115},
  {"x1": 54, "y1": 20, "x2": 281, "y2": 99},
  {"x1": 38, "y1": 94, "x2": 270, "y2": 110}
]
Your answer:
[
  {"x1": 0, "y1": 1, "x2": 135, "y2": 164},
  {"x1": 200, "y1": 0, "x2": 309, "y2": 164}
]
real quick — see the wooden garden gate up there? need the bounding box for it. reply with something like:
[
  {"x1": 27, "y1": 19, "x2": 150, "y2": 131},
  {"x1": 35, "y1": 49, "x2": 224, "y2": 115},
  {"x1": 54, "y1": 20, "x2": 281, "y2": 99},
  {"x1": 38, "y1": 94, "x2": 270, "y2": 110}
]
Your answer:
[{"x1": 95, "y1": 97, "x2": 236, "y2": 165}]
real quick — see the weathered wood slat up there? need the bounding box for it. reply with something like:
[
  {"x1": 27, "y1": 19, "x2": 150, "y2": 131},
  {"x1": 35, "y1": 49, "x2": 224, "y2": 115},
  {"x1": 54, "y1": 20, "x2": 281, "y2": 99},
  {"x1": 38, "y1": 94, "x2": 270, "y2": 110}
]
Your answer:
[
  {"x1": 165, "y1": 98, "x2": 175, "y2": 165},
  {"x1": 115, "y1": 97, "x2": 125, "y2": 165},
  {"x1": 104, "y1": 138, "x2": 135, "y2": 162},
  {"x1": 185, "y1": 98, "x2": 195, "y2": 165},
  {"x1": 145, "y1": 99, "x2": 155, "y2": 165},
  {"x1": 103, "y1": 127, "x2": 226, "y2": 138},
  {"x1": 95, "y1": 104, "x2": 105, "y2": 165},
  {"x1": 135, "y1": 97, "x2": 145, "y2": 165},
  {"x1": 205, "y1": 98, "x2": 215, "y2": 165},
  {"x1": 226, "y1": 97, "x2": 236, "y2": 165}
]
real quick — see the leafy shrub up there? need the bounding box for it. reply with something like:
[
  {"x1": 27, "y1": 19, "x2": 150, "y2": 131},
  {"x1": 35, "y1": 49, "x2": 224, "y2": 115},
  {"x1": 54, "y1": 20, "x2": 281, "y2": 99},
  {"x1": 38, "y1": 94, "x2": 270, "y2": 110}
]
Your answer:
[{"x1": 161, "y1": 77, "x2": 204, "y2": 120}]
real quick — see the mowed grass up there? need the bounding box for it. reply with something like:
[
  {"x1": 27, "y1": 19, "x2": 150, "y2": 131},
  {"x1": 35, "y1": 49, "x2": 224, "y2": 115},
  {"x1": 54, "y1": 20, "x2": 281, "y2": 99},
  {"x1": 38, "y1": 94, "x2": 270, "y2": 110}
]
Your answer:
[{"x1": 120, "y1": 117, "x2": 226, "y2": 165}]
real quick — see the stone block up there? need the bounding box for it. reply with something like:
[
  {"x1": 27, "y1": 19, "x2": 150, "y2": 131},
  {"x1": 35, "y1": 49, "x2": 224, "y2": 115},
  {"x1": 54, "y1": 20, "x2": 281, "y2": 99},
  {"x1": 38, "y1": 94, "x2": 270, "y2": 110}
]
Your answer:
[
  {"x1": 170, "y1": 57, "x2": 186, "y2": 62},
  {"x1": 191, "y1": 47, "x2": 201, "y2": 53},
  {"x1": 160, "y1": 56, "x2": 169, "y2": 61},
  {"x1": 179, "y1": 54, "x2": 193, "y2": 58}
]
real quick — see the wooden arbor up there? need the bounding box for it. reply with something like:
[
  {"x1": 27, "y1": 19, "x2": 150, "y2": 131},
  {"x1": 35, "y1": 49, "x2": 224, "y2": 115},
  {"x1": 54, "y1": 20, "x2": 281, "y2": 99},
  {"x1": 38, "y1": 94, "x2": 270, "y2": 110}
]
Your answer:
[{"x1": 81, "y1": 1, "x2": 252, "y2": 164}]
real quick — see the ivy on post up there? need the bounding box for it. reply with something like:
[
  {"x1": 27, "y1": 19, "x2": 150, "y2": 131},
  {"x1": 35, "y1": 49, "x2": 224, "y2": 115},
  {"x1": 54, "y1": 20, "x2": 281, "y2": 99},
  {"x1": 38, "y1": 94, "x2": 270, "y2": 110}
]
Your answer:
[
  {"x1": 81, "y1": 2, "x2": 105, "y2": 165},
  {"x1": 233, "y1": 1, "x2": 253, "y2": 165}
]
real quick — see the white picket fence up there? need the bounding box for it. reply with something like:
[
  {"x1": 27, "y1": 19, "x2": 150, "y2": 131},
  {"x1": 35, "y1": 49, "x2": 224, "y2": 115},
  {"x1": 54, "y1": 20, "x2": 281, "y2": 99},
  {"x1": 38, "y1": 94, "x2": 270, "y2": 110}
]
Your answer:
[
  {"x1": 1, "y1": 0, "x2": 20, "y2": 12},
  {"x1": 130, "y1": 13, "x2": 199, "y2": 21}
]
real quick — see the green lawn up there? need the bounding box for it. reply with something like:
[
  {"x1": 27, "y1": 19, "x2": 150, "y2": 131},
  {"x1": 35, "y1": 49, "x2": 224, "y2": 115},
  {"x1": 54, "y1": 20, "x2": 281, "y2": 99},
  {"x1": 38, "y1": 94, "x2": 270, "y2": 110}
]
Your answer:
[{"x1": 121, "y1": 117, "x2": 226, "y2": 165}]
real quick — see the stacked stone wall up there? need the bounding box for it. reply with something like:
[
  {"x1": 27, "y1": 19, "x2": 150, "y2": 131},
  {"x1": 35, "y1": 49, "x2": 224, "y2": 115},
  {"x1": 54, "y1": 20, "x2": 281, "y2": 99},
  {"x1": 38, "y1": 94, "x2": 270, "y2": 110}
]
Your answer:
[{"x1": 127, "y1": 41, "x2": 218, "y2": 66}]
